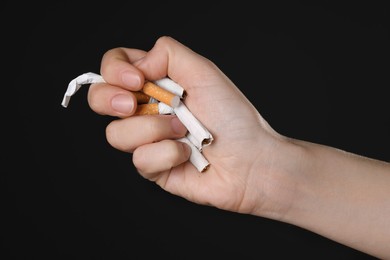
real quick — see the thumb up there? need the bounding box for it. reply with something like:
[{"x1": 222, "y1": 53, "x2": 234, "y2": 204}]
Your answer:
[{"x1": 134, "y1": 36, "x2": 223, "y2": 90}]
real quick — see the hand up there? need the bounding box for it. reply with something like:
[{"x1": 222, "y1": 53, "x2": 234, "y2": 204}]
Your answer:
[{"x1": 87, "y1": 36, "x2": 296, "y2": 217}]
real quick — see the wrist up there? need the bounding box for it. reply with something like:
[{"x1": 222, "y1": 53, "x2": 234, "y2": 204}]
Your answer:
[
  {"x1": 265, "y1": 140, "x2": 390, "y2": 258},
  {"x1": 248, "y1": 136, "x2": 309, "y2": 221}
]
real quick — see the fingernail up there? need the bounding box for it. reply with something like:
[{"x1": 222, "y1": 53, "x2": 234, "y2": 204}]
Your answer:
[
  {"x1": 111, "y1": 94, "x2": 134, "y2": 114},
  {"x1": 121, "y1": 71, "x2": 140, "y2": 88},
  {"x1": 171, "y1": 116, "x2": 188, "y2": 136}
]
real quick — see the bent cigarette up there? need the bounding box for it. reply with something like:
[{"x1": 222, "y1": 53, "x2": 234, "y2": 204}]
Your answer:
[
  {"x1": 141, "y1": 81, "x2": 180, "y2": 108},
  {"x1": 153, "y1": 77, "x2": 186, "y2": 99},
  {"x1": 132, "y1": 91, "x2": 152, "y2": 104},
  {"x1": 178, "y1": 136, "x2": 210, "y2": 173},
  {"x1": 134, "y1": 102, "x2": 174, "y2": 115},
  {"x1": 62, "y1": 72, "x2": 105, "y2": 107},
  {"x1": 173, "y1": 101, "x2": 213, "y2": 150}
]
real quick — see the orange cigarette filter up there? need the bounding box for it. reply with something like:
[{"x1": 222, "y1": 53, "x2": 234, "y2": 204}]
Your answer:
[
  {"x1": 132, "y1": 91, "x2": 152, "y2": 104},
  {"x1": 141, "y1": 81, "x2": 180, "y2": 107},
  {"x1": 134, "y1": 103, "x2": 159, "y2": 115}
]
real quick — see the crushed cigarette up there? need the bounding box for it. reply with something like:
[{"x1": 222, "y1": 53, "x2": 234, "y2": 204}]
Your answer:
[
  {"x1": 178, "y1": 136, "x2": 210, "y2": 172},
  {"x1": 62, "y1": 72, "x2": 213, "y2": 172},
  {"x1": 141, "y1": 81, "x2": 180, "y2": 108},
  {"x1": 134, "y1": 102, "x2": 174, "y2": 115},
  {"x1": 173, "y1": 101, "x2": 213, "y2": 151},
  {"x1": 153, "y1": 77, "x2": 186, "y2": 99},
  {"x1": 62, "y1": 72, "x2": 105, "y2": 108},
  {"x1": 132, "y1": 91, "x2": 152, "y2": 104},
  {"x1": 185, "y1": 132, "x2": 203, "y2": 152}
]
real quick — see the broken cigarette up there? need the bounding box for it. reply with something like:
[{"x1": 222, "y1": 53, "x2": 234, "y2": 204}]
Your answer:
[
  {"x1": 62, "y1": 72, "x2": 105, "y2": 107},
  {"x1": 132, "y1": 91, "x2": 152, "y2": 104},
  {"x1": 134, "y1": 102, "x2": 174, "y2": 115},
  {"x1": 153, "y1": 77, "x2": 186, "y2": 99},
  {"x1": 173, "y1": 101, "x2": 213, "y2": 151},
  {"x1": 178, "y1": 136, "x2": 210, "y2": 172},
  {"x1": 141, "y1": 81, "x2": 180, "y2": 108},
  {"x1": 185, "y1": 132, "x2": 203, "y2": 152}
]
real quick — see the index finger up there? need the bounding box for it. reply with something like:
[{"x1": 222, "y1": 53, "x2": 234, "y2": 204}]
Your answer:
[{"x1": 100, "y1": 47, "x2": 147, "y2": 91}]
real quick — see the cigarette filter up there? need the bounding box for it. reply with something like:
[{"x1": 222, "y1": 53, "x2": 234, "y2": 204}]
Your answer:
[
  {"x1": 154, "y1": 77, "x2": 186, "y2": 99},
  {"x1": 134, "y1": 102, "x2": 174, "y2": 115},
  {"x1": 132, "y1": 91, "x2": 152, "y2": 104},
  {"x1": 178, "y1": 136, "x2": 210, "y2": 172},
  {"x1": 173, "y1": 101, "x2": 213, "y2": 151},
  {"x1": 141, "y1": 81, "x2": 180, "y2": 108}
]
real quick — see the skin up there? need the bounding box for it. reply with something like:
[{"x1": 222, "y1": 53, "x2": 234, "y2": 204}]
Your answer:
[{"x1": 87, "y1": 36, "x2": 390, "y2": 259}]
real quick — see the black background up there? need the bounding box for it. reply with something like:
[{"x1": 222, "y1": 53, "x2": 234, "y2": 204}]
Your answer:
[{"x1": 4, "y1": 1, "x2": 389, "y2": 259}]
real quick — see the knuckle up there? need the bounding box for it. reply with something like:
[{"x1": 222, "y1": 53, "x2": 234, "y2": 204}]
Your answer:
[
  {"x1": 155, "y1": 35, "x2": 173, "y2": 46},
  {"x1": 146, "y1": 116, "x2": 165, "y2": 141},
  {"x1": 160, "y1": 140, "x2": 184, "y2": 166}
]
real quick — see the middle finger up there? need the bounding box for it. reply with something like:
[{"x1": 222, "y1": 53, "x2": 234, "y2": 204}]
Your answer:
[{"x1": 105, "y1": 115, "x2": 188, "y2": 152}]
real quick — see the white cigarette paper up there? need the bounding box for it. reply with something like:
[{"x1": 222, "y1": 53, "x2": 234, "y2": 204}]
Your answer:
[
  {"x1": 154, "y1": 77, "x2": 186, "y2": 99},
  {"x1": 178, "y1": 137, "x2": 210, "y2": 172},
  {"x1": 173, "y1": 101, "x2": 213, "y2": 151},
  {"x1": 62, "y1": 72, "x2": 105, "y2": 107},
  {"x1": 185, "y1": 132, "x2": 202, "y2": 151},
  {"x1": 158, "y1": 102, "x2": 174, "y2": 114},
  {"x1": 148, "y1": 97, "x2": 159, "y2": 104}
]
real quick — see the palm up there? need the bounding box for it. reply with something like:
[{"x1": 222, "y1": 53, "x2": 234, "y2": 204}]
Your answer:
[{"x1": 156, "y1": 77, "x2": 268, "y2": 214}]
